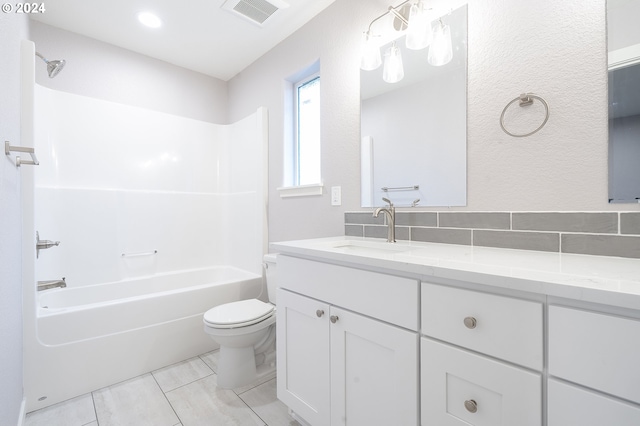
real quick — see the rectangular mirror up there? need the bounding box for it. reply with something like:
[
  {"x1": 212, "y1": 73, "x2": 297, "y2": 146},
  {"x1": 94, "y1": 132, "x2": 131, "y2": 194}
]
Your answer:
[
  {"x1": 608, "y1": 0, "x2": 640, "y2": 203},
  {"x1": 360, "y1": 4, "x2": 467, "y2": 208}
]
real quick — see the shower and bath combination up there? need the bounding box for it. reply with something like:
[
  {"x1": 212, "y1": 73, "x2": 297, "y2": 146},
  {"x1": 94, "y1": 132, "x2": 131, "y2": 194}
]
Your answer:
[{"x1": 35, "y1": 51, "x2": 65, "y2": 78}]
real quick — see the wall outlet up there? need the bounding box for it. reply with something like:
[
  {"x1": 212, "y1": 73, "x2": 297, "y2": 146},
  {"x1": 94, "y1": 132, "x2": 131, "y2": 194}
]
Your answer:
[{"x1": 331, "y1": 186, "x2": 341, "y2": 206}]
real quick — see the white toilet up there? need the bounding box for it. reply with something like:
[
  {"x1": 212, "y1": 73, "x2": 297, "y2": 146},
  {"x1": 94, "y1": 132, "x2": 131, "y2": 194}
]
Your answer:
[{"x1": 203, "y1": 254, "x2": 278, "y2": 389}]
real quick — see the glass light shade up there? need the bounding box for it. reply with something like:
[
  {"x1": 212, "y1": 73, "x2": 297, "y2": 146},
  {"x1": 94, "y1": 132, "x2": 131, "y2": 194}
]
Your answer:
[
  {"x1": 405, "y1": 2, "x2": 432, "y2": 50},
  {"x1": 383, "y1": 43, "x2": 404, "y2": 83},
  {"x1": 428, "y1": 21, "x2": 453, "y2": 66},
  {"x1": 360, "y1": 31, "x2": 382, "y2": 71}
]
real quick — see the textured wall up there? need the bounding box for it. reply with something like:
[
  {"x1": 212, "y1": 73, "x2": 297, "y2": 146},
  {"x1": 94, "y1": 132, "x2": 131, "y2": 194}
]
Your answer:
[
  {"x1": 228, "y1": 0, "x2": 633, "y2": 245},
  {"x1": 0, "y1": 12, "x2": 28, "y2": 426}
]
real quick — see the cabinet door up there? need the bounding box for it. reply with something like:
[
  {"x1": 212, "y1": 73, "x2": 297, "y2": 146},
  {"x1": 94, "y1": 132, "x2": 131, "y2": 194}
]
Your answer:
[
  {"x1": 277, "y1": 289, "x2": 331, "y2": 426},
  {"x1": 549, "y1": 305, "x2": 640, "y2": 404},
  {"x1": 330, "y1": 307, "x2": 419, "y2": 426},
  {"x1": 421, "y1": 338, "x2": 541, "y2": 426},
  {"x1": 548, "y1": 379, "x2": 640, "y2": 426}
]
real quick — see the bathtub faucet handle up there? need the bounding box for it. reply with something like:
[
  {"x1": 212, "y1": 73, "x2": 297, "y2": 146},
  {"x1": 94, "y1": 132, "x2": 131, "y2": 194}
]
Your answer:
[
  {"x1": 36, "y1": 231, "x2": 60, "y2": 259},
  {"x1": 37, "y1": 277, "x2": 66, "y2": 291}
]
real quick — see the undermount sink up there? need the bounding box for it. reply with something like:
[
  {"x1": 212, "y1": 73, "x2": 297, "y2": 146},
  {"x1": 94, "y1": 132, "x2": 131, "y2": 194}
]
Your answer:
[{"x1": 330, "y1": 240, "x2": 411, "y2": 255}]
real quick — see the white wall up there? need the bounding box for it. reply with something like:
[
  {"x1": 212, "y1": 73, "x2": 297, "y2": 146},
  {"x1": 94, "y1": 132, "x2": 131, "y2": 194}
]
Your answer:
[
  {"x1": 29, "y1": 21, "x2": 228, "y2": 124},
  {"x1": 0, "y1": 13, "x2": 28, "y2": 426},
  {"x1": 228, "y1": 0, "x2": 634, "y2": 244}
]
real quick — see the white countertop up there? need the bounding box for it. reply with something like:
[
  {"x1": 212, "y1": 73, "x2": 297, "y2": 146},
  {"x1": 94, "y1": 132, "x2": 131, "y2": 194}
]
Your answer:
[{"x1": 271, "y1": 236, "x2": 640, "y2": 310}]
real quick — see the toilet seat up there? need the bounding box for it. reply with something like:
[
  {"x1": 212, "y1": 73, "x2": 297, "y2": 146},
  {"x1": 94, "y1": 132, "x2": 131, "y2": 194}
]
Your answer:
[{"x1": 204, "y1": 299, "x2": 274, "y2": 329}]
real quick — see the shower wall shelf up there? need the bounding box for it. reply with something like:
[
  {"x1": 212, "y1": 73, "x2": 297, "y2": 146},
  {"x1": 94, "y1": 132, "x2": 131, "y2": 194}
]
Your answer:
[{"x1": 5, "y1": 141, "x2": 39, "y2": 167}]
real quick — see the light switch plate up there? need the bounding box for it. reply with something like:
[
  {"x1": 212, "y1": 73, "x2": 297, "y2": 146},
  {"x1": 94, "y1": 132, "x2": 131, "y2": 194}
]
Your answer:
[{"x1": 331, "y1": 186, "x2": 341, "y2": 206}]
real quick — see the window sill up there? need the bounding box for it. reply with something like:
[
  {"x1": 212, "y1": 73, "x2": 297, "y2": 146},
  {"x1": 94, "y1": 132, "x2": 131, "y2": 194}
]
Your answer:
[{"x1": 277, "y1": 183, "x2": 324, "y2": 198}]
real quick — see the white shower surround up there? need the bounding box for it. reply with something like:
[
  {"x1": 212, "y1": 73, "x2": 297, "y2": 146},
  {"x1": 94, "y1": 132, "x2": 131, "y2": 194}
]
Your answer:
[
  {"x1": 22, "y1": 40, "x2": 268, "y2": 411},
  {"x1": 34, "y1": 86, "x2": 266, "y2": 282}
]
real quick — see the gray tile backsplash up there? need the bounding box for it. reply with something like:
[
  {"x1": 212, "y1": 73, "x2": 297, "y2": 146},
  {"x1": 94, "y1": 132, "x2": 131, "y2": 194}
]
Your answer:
[
  {"x1": 344, "y1": 211, "x2": 640, "y2": 259},
  {"x1": 561, "y1": 234, "x2": 640, "y2": 259},
  {"x1": 621, "y1": 213, "x2": 640, "y2": 235},
  {"x1": 474, "y1": 230, "x2": 559, "y2": 252},
  {"x1": 440, "y1": 212, "x2": 511, "y2": 230},
  {"x1": 513, "y1": 212, "x2": 618, "y2": 233},
  {"x1": 395, "y1": 212, "x2": 437, "y2": 227},
  {"x1": 412, "y1": 227, "x2": 472, "y2": 245}
]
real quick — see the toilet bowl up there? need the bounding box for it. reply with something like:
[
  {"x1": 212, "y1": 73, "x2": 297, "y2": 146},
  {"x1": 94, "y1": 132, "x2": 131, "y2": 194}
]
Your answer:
[{"x1": 203, "y1": 254, "x2": 278, "y2": 389}]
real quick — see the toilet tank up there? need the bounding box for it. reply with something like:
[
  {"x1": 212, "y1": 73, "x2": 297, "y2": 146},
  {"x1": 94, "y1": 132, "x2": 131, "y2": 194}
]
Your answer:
[{"x1": 263, "y1": 253, "x2": 278, "y2": 305}]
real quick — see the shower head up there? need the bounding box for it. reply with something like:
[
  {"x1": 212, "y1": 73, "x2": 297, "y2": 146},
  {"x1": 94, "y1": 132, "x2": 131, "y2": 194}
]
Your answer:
[{"x1": 35, "y1": 51, "x2": 66, "y2": 78}]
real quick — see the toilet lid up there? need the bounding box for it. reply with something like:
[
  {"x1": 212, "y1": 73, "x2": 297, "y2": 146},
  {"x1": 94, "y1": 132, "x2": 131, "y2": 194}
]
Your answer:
[{"x1": 204, "y1": 299, "x2": 274, "y2": 328}]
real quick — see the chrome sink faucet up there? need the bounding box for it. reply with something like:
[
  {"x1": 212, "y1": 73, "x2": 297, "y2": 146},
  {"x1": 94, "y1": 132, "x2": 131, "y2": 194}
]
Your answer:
[{"x1": 373, "y1": 197, "x2": 396, "y2": 243}]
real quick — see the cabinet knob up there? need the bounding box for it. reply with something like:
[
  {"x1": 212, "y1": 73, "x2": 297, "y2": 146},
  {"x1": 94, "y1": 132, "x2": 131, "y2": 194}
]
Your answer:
[
  {"x1": 316, "y1": 309, "x2": 324, "y2": 318},
  {"x1": 464, "y1": 399, "x2": 478, "y2": 414},
  {"x1": 463, "y1": 316, "x2": 477, "y2": 329},
  {"x1": 330, "y1": 315, "x2": 339, "y2": 323}
]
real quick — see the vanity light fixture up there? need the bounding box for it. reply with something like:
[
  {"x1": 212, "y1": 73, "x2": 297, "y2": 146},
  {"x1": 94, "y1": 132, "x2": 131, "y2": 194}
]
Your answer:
[
  {"x1": 383, "y1": 41, "x2": 404, "y2": 83},
  {"x1": 361, "y1": 31, "x2": 382, "y2": 70},
  {"x1": 428, "y1": 19, "x2": 453, "y2": 66},
  {"x1": 360, "y1": 0, "x2": 453, "y2": 82},
  {"x1": 406, "y1": 0, "x2": 432, "y2": 50},
  {"x1": 137, "y1": 11, "x2": 163, "y2": 29}
]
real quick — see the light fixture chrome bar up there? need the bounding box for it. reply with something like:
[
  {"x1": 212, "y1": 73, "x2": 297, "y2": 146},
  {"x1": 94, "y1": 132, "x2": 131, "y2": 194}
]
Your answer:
[
  {"x1": 366, "y1": 0, "x2": 411, "y2": 33},
  {"x1": 381, "y1": 185, "x2": 420, "y2": 192},
  {"x1": 121, "y1": 250, "x2": 158, "y2": 257},
  {"x1": 5, "y1": 141, "x2": 39, "y2": 167}
]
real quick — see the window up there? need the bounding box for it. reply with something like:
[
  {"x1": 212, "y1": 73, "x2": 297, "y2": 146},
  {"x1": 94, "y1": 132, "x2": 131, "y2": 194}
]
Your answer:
[
  {"x1": 279, "y1": 61, "x2": 322, "y2": 198},
  {"x1": 294, "y1": 74, "x2": 321, "y2": 186}
]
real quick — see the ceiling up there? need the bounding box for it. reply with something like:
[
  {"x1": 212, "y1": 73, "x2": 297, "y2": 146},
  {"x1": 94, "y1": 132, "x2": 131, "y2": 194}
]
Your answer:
[{"x1": 30, "y1": 0, "x2": 336, "y2": 81}]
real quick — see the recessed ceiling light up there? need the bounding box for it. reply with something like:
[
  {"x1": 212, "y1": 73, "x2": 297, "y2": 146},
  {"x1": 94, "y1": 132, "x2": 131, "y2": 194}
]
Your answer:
[{"x1": 138, "y1": 12, "x2": 162, "y2": 28}]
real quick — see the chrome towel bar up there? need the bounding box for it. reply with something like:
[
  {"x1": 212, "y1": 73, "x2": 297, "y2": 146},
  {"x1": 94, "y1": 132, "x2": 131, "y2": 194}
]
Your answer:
[
  {"x1": 381, "y1": 185, "x2": 419, "y2": 192},
  {"x1": 121, "y1": 250, "x2": 158, "y2": 258},
  {"x1": 5, "y1": 141, "x2": 39, "y2": 167}
]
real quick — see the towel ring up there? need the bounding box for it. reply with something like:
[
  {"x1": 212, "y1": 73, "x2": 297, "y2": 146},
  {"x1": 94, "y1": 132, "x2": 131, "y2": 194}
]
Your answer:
[{"x1": 500, "y1": 93, "x2": 550, "y2": 138}]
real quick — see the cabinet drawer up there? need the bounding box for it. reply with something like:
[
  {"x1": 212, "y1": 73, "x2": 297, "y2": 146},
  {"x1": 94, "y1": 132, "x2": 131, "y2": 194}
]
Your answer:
[
  {"x1": 548, "y1": 305, "x2": 640, "y2": 404},
  {"x1": 421, "y1": 338, "x2": 541, "y2": 426},
  {"x1": 421, "y1": 283, "x2": 543, "y2": 370},
  {"x1": 548, "y1": 379, "x2": 640, "y2": 426},
  {"x1": 278, "y1": 255, "x2": 419, "y2": 330}
]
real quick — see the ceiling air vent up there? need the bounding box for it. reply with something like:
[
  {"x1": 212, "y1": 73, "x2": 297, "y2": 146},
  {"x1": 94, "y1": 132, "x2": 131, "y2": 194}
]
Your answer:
[{"x1": 221, "y1": 0, "x2": 289, "y2": 26}]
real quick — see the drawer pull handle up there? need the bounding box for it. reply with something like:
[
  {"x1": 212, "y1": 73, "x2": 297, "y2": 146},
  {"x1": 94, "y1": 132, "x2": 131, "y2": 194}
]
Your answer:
[
  {"x1": 464, "y1": 399, "x2": 478, "y2": 413},
  {"x1": 330, "y1": 315, "x2": 339, "y2": 324},
  {"x1": 463, "y1": 316, "x2": 477, "y2": 329},
  {"x1": 316, "y1": 310, "x2": 325, "y2": 318}
]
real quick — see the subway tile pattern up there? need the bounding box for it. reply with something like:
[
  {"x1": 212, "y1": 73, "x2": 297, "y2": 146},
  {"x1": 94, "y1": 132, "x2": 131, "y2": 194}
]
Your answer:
[
  {"x1": 25, "y1": 350, "x2": 297, "y2": 426},
  {"x1": 621, "y1": 213, "x2": 640, "y2": 235},
  {"x1": 345, "y1": 211, "x2": 640, "y2": 259}
]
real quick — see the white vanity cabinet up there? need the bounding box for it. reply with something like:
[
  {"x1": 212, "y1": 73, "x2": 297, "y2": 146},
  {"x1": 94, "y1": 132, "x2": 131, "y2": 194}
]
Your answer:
[
  {"x1": 276, "y1": 255, "x2": 420, "y2": 426},
  {"x1": 272, "y1": 237, "x2": 640, "y2": 426},
  {"x1": 548, "y1": 305, "x2": 640, "y2": 425},
  {"x1": 420, "y1": 283, "x2": 543, "y2": 426}
]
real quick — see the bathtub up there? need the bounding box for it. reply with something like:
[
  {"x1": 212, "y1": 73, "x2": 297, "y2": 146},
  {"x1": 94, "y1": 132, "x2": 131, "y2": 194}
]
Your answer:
[{"x1": 24, "y1": 266, "x2": 263, "y2": 411}]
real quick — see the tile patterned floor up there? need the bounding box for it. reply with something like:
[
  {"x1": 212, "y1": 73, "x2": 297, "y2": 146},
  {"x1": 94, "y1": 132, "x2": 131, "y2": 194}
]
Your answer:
[{"x1": 25, "y1": 350, "x2": 300, "y2": 426}]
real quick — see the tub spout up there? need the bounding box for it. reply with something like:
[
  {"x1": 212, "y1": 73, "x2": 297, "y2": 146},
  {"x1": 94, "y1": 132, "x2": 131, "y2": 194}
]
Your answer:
[{"x1": 37, "y1": 277, "x2": 66, "y2": 291}]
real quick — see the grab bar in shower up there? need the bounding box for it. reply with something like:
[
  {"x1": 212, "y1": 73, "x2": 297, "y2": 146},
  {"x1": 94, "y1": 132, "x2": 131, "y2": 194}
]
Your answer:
[
  {"x1": 5, "y1": 141, "x2": 39, "y2": 167},
  {"x1": 121, "y1": 250, "x2": 158, "y2": 258}
]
